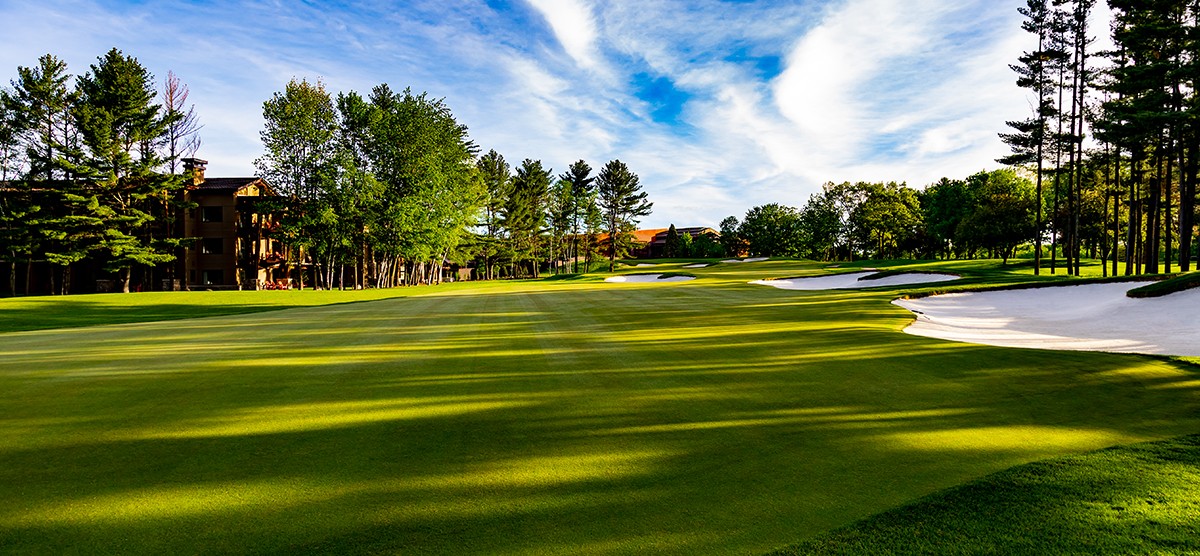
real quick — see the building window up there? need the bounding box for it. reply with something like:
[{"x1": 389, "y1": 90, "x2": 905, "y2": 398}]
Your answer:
[
  {"x1": 201, "y1": 270, "x2": 223, "y2": 285},
  {"x1": 201, "y1": 206, "x2": 223, "y2": 223},
  {"x1": 201, "y1": 238, "x2": 224, "y2": 254}
]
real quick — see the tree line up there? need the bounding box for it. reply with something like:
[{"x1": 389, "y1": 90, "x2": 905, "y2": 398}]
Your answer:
[
  {"x1": 1001, "y1": 0, "x2": 1200, "y2": 276},
  {"x1": 0, "y1": 49, "x2": 656, "y2": 295},
  {"x1": 0, "y1": 50, "x2": 201, "y2": 294},
  {"x1": 256, "y1": 77, "x2": 653, "y2": 288},
  {"x1": 718, "y1": 169, "x2": 1039, "y2": 263}
]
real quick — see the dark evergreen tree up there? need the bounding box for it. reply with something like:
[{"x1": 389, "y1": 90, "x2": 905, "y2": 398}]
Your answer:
[
  {"x1": 560, "y1": 160, "x2": 594, "y2": 273},
  {"x1": 596, "y1": 159, "x2": 651, "y2": 271},
  {"x1": 999, "y1": 0, "x2": 1056, "y2": 274},
  {"x1": 663, "y1": 224, "x2": 680, "y2": 258}
]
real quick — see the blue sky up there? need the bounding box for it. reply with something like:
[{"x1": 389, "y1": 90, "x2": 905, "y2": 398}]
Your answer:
[{"x1": 0, "y1": 0, "x2": 1113, "y2": 228}]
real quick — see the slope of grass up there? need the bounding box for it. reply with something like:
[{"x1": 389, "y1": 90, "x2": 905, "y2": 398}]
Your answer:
[
  {"x1": 0, "y1": 258, "x2": 1197, "y2": 555},
  {"x1": 768, "y1": 434, "x2": 1200, "y2": 556},
  {"x1": 1127, "y1": 271, "x2": 1200, "y2": 298}
]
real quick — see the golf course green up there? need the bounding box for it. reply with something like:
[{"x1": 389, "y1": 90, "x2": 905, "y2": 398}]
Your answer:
[{"x1": 1, "y1": 259, "x2": 1197, "y2": 555}]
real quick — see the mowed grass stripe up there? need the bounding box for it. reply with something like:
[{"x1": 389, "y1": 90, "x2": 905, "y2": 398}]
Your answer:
[{"x1": 0, "y1": 259, "x2": 1197, "y2": 555}]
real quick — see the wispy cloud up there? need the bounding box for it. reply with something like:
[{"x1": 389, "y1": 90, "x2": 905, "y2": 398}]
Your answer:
[{"x1": 0, "y1": 0, "x2": 1086, "y2": 228}]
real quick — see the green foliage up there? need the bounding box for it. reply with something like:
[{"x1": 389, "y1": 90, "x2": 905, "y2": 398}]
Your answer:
[
  {"x1": 547, "y1": 178, "x2": 574, "y2": 274},
  {"x1": 561, "y1": 159, "x2": 596, "y2": 274},
  {"x1": 719, "y1": 215, "x2": 741, "y2": 256},
  {"x1": 475, "y1": 150, "x2": 510, "y2": 279},
  {"x1": 503, "y1": 158, "x2": 552, "y2": 277},
  {"x1": 596, "y1": 159, "x2": 652, "y2": 270},
  {"x1": 664, "y1": 224, "x2": 680, "y2": 257},
  {"x1": 257, "y1": 80, "x2": 483, "y2": 287},
  {"x1": 69, "y1": 49, "x2": 185, "y2": 290},
  {"x1": 954, "y1": 170, "x2": 1038, "y2": 262},
  {"x1": 739, "y1": 203, "x2": 804, "y2": 257},
  {"x1": 3, "y1": 54, "x2": 75, "y2": 180},
  {"x1": 255, "y1": 77, "x2": 338, "y2": 201},
  {"x1": 677, "y1": 228, "x2": 694, "y2": 256},
  {"x1": 798, "y1": 193, "x2": 840, "y2": 260},
  {"x1": 848, "y1": 181, "x2": 923, "y2": 259}
]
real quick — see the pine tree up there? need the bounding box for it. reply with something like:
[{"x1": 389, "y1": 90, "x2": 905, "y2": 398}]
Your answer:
[
  {"x1": 504, "y1": 159, "x2": 551, "y2": 277},
  {"x1": 560, "y1": 160, "x2": 594, "y2": 273},
  {"x1": 596, "y1": 159, "x2": 651, "y2": 271},
  {"x1": 72, "y1": 48, "x2": 185, "y2": 292},
  {"x1": 476, "y1": 149, "x2": 510, "y2": 280},
  {"x1": 999, "y1": 0, "x2": 1056, "y2": 274},
  {"x1": 664, "y1": 224, "x2": 680, "y2": 258}
]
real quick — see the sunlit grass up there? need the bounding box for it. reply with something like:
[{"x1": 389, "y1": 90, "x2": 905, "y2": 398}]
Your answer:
[{"x1": 0, "y1": 258, "x2": 1196, "y2": 555}]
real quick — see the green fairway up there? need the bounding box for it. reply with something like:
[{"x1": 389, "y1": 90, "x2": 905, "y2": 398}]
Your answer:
[
  {"x1": 1, "y1": 259, "x2": 1197, "y2": 555},
  {"x1": 0, "y1": 287, "x2": 436, "y2": 334}
]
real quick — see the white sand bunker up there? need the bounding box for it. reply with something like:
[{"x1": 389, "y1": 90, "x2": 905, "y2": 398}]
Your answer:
[
  {"x1": 634, "y1": 263, "x2": 656, "y2": 267},
  {"x1": 722, "y1": 257, "x2": 769, "y2": 263},
  {"x1": 751, "y1": 272, "x2": 960, "y2": 291},
  {"x1": 604, "y1": 274, "x2": 696, "y2": 283},
  {"x1": 893, "y1": 282, "x2": 1200, "y2": 356},
  {"x1": 683, "y1": 263, "x2": 711, "y2": 268}
]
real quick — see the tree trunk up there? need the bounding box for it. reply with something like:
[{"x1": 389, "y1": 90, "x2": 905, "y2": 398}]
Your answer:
[
  {"x1": 1165, "y1": 136, "x2": 1174, "y2": 274},
  {"x1": 122, "y1": 266, "x2": 131, "y2": 293},
  {"x1": 1182, "y1": 139, "x2": 1197, "y2": 271}
]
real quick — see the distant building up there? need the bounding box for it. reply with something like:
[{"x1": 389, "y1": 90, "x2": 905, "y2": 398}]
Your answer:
[
  {"x1": 645, "y1": 227, "x2": 719, "y2": 258},
  {"x1": 176, "y1": 158, "x2": 285, "y2": 291}
]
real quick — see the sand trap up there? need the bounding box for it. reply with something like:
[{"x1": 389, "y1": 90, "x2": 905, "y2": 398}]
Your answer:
[
  {"x1": 750, "y1": 272, "x2": 960, "y2": 291},
  {"x1": 893, "y1": 282, "x2": 1200, "y2": 356},
  {"x1": 722, "y1": 257, "x2": 769, "y2": 263},
  {"x1": 604, "y1": 274, "x2": 696, "y2": 283},
  {"x1": 634, "y1": 263, "x2": 656, "y2": 267},
  {"x1": 682, "y1": 263, "x2": 710, "y2": 268}
]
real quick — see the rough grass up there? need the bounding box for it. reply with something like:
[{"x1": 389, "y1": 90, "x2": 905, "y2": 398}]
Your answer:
[
  {"x1": 769, "y1": 434, "x2": 1200, "y2": 556},
  {"x1": 0, "y1": 258, "x2": 1196, "y2": 555}
]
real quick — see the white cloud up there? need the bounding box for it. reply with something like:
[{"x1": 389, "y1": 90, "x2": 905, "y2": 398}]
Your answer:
[
  {"x1": 525, "y1": 0, "x2": 599, "y2": 68},
  {"x1": 0, "y1": 0, "x2": 1097, "y2": 228}
]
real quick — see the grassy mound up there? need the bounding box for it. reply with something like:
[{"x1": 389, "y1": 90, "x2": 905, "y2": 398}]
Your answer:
[
  {"x1": 768, "y1": 434, "x2": 1200, "y2": 556},
  {"x1": 655, "y1": 271, "x2": 696, "y2": 279},
  {"x1": 858, "y1": 269, "x2": 960, "y2": 281},
  {"x1": 1127, "y1": 271, "x2": 1200, "y2": 298}
]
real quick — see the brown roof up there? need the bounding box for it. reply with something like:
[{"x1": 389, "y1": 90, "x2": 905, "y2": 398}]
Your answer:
[
  {"x1": 194, "y1": 177, "x2": 269, "y2": 194},
  {"x1": 650, "y1": 227, "x2": 717, "y2": 244}
]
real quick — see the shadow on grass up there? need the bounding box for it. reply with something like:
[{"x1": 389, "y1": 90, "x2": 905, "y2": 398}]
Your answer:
[{"x1": 0, "y1": 272, "x2": 1198, "y2": 555}]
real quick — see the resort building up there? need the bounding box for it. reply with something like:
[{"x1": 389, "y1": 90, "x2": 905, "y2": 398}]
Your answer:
[{"x1": 176, "y1": 158, "x2": 286, "y2": 291}]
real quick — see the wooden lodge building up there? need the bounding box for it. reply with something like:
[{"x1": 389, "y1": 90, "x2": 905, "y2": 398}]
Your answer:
[
  {"x1": 175, "y1": 158, "x2": 287, "y2": 291},
  {"x1": 2, "y1": 158, "x2": 292, "y2": 295}
]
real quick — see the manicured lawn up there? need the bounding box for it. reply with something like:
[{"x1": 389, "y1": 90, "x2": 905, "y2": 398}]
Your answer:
[
  {"x1": 771, "y1": 434, "x2": 1200, "y2": 555},
  {"x1": 0, "y1": 259, "x2": 1196, "y2": 555},
  {"x1": 0, "y1": 286, "x2": 450, "y2": 334}
]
